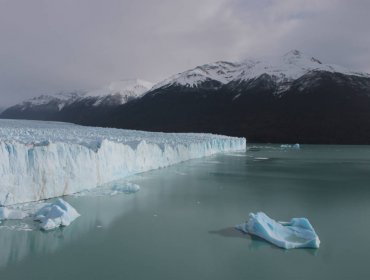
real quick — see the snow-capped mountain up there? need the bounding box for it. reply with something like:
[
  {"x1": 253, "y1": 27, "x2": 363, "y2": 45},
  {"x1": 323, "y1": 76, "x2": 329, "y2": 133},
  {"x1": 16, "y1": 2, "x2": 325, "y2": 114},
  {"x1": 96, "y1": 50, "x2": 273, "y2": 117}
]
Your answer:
[
  {"x1": 15, "y1": 78, "x2": 153, "y2": 111},
  {"x1": 18, "y1": 91, "x2": 87, "y2": 111},
  {"x1": 2, "y1": 51, "x2": 370, "y2": 144},
  {"x1": 1, "y1": 79, "x2": 153, "y2": 119},
  {"x1": 153, "y1": 50, "x2": 369, "y2": 92},
  {"x1": 106, "y1": 50, "x2": 370, "y2": 144}
]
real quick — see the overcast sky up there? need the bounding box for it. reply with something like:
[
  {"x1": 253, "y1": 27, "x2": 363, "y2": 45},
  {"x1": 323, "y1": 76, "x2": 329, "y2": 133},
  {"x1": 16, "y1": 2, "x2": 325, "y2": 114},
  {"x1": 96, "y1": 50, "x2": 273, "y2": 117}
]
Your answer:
[{"x1": 0, "y1": 0, "x2": 369, "y2": 106}]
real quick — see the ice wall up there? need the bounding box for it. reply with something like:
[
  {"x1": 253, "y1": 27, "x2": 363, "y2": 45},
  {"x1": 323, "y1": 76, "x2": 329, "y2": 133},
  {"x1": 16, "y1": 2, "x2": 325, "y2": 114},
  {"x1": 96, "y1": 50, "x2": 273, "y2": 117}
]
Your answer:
[{"x1": 0, "y1": 120, "x2": 246, "y2": 205}]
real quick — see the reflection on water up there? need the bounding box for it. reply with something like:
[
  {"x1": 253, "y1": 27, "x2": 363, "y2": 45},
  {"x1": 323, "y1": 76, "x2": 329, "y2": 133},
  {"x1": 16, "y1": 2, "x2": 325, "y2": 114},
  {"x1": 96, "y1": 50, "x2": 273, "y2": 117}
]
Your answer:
[
  {"x1": 1, "y1": 145, "x2": 370, "y2": 280},
  {"x1": 208, "y1": 227, "x2": 317, "y2": 255},
  {"x1": 0, "y1": 190, "x2": 140, "y2": 268},
  {"x1": 209, "y1": 227, "x2": 249, "y2": 240}
]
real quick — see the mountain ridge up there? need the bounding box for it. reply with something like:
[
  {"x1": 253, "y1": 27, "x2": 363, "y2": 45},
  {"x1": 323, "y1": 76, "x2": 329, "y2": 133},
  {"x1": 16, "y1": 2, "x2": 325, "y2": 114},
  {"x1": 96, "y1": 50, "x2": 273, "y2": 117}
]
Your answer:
[
  {"x1": 152, "y1": 50, "x2": 369, "y2": 91},
  {"x1": 7, "y1": 78, "x2": 154, "y2": 112},
  {"x1": 2, "y1": 50, "x2": 370, "y2": 144}
]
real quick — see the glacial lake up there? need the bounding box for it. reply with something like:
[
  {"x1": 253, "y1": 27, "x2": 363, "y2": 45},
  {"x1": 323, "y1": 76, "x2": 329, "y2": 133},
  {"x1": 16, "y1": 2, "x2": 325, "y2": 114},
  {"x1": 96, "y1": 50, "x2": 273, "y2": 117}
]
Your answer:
[{"x1": 1, "y1": 144, "x2": 370, "y2": 279}]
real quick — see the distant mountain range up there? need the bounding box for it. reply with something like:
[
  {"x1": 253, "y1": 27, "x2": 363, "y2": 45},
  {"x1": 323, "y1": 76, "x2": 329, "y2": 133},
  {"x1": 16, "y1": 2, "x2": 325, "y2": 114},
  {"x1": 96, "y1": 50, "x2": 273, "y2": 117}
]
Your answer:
[
  {"x1": 1, "y1": 79, "x2": 153, "y2": 121},
  {"x1": 2, "y1": 50, "x2": 370, "y2": 144}
]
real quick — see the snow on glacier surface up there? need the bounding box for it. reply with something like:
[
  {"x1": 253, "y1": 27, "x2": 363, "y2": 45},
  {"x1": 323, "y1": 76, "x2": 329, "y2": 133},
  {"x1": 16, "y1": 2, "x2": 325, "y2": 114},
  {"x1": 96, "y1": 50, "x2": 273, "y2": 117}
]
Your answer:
[
  {"x1": 0, "y1": 119, "x2": 246, "y2": 205},
  {"x1": 236, "y1": 212, "x2": 320, "y2": 249}
]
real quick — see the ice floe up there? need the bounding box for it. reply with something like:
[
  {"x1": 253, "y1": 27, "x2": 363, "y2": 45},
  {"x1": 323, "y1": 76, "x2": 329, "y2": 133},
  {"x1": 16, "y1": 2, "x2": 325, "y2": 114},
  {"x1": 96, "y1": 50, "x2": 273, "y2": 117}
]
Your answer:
[
  {"x1": 236, "y1": 212, "x2": 320, "y2": 249},
  {"x1": 34, "y1": 199, "x2": 80, "y2": 231},
  {"x1": 280, "y1": 144, "x2": 300, "y2": 149},
  {"x1": 74, "y1": 182, "x2": 140, "y2": 197},
  {"x1": 0, "y1": 207, "x2": 27, "y2": 220}
]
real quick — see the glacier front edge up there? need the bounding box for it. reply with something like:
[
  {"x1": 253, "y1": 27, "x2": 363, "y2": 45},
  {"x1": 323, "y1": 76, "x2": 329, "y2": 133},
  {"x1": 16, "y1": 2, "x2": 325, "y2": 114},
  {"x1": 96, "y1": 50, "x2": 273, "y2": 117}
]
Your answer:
[{"x1": 0, "y1": 120, "x2": 246, "y2": 205}]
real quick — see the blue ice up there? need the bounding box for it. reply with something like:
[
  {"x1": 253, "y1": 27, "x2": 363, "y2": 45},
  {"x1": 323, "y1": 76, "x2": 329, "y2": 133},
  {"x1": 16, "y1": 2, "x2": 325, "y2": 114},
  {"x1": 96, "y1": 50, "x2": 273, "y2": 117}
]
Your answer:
[{"x1": 236, "y1": 212, "x2": 320, "y2": 249}]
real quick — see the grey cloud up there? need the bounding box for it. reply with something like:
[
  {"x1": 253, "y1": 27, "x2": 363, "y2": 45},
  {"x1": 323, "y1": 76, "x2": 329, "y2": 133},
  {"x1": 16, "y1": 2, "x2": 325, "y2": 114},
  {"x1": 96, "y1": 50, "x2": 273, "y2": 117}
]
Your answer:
[{"x1": 0, "y1": 0, "x2": 369, "y2": 106}]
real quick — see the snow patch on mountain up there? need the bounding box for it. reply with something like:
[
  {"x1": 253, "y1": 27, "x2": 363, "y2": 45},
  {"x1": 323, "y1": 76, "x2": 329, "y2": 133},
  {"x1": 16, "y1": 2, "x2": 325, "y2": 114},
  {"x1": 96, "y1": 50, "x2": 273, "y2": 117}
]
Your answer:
[
  {"x1": 152, "y1": 61, "x2": 243, "y2": 90},
  {"x1": 236, "y1": 50, "x2": 368, "y2": 82},
  {"x1": 88, "y1": 79, "x2": 154, "y2": 106},
  {"x1": 19, "y1": 91, "x2": 86, "y2": 111}
]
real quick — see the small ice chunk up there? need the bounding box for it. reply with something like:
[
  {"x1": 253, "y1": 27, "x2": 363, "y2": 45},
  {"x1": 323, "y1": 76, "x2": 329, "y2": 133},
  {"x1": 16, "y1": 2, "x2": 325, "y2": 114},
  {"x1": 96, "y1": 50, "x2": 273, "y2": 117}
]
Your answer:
[
  {"x1": 34, "y1": 198, "x2": 80, "y2": 231},
  {"x1": 111, "y1": 183, "x2": 140, "y2": 194},
  {"x1": 0, "y1": 207, "x2": 27, "y2": 220},
  {"x1": 280, "y1": 144, "x2": 300, "y2": 149},
  {"x1": 236, "y1": 212, "x2": 320, "y2": 249},
  {"x1": 74, "y1": 182, "x2": 140, "y2": 197}
]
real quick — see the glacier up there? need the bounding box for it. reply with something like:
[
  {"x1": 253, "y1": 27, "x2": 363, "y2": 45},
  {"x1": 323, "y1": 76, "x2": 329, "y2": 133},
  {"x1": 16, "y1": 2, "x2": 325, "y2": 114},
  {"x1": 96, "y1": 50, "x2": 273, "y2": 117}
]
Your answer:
[
  {"x1": 236, "y1": 212, "x2": 320, "y2": 249},
  {"x1": 0, "y1": 119, "x2": 246, "y2": 206}
]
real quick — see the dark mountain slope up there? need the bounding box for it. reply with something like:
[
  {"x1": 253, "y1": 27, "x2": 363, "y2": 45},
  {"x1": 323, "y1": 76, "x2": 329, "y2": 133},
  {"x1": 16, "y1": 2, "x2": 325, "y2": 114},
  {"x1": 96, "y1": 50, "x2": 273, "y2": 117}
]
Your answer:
[
  {"x1": 92, "y1": 71, "x2": 370, "y2": 144},
  {"x1": 2, "y1": 51, "x2": 370, "y2": 144}
]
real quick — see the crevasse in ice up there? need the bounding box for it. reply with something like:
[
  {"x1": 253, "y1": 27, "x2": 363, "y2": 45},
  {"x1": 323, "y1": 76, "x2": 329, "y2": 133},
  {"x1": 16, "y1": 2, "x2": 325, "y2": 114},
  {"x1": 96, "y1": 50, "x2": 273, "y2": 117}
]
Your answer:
[
  {"x1": 236, "y1": 212, "x2": 320, "y2": 249},
  {"x1": 0, "y1": 120, "x2": 246, "y2": 205}
]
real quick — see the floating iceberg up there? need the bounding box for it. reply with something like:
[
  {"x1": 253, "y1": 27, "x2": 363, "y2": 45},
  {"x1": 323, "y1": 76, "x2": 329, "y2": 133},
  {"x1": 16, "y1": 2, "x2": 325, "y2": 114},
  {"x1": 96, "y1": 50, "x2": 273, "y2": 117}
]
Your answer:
[
  {"x1": 0, "y1": 119, "x2": 246, "y2": 205},
  {"x1": 0, "y1": 207, "x2": 27, "y2": 220},
  {"x1": 280, "y1": 144, "x2": 300, "y2": 149},
  {"x1": 254, "y1": 157, "x2": 269, "y2": 161},
  {"x1": 34, "y1": 199, "x2": 80, "y2": 231},
  {"x1": 110, "y1": 183, "x2": 140, "y2": 195},
  {"x1": 74, "y1": 182, "x2": 140, "y2": 197},
  {"x1": 236, "y1": 212, "x2": 320, "y2": 249}
]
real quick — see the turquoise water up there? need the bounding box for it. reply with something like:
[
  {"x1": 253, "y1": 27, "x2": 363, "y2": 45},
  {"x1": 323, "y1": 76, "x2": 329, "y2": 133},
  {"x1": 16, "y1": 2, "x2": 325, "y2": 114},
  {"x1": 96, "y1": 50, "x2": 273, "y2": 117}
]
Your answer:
[{"x1": 1, "y1": 145, "x2": 370, "y2": 279}]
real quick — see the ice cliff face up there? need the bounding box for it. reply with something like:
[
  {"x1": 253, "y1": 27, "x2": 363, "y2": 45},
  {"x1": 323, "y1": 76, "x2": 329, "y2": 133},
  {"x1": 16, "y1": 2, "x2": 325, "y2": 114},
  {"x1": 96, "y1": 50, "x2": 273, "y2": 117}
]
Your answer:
[{"x1": 0, "y1": 120, "x2": 246, "y2": 206}]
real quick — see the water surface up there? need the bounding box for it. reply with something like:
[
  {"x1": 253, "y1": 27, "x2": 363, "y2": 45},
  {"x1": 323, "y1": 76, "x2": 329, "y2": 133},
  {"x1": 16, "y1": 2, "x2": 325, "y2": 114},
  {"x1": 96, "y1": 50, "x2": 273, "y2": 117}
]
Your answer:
[{"x1": 1, "y1": 144, "x2": 370, "y2": 279}]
